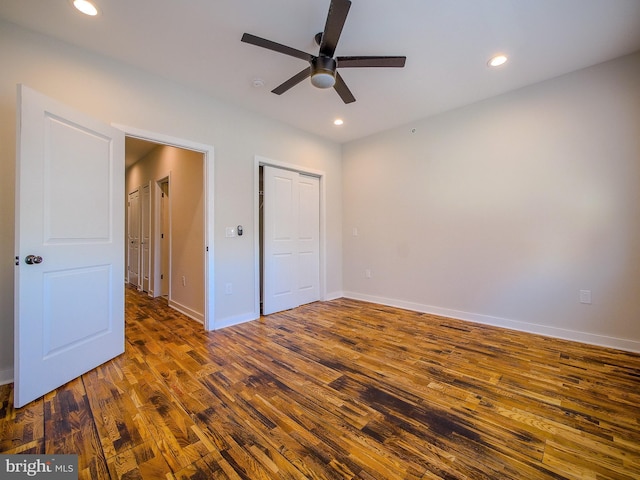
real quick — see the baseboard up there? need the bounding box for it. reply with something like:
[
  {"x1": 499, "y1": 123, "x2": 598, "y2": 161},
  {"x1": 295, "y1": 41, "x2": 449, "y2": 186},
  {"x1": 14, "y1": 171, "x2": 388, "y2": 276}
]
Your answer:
[
  {"x1": 214, "y1": 312, "x2": 259, "y2": 330},
  {"x1": 324, "y1": 290, "x2": 344, "y2": 301},
  {"x1": 168, "y1": 299, "x2": 204, "y2": 324},
  {"x1": 342, "y1": 291, "x2": 640, "y2": 353},
  {"x1": 0, "y1": 367, "x2": 14, "y2": 386}
]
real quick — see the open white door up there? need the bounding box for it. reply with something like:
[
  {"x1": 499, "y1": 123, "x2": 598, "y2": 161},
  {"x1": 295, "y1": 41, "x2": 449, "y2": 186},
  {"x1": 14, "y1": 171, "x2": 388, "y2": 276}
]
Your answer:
[{"x1": 14, "y1": 85, "x2": 125, "y2": 408}]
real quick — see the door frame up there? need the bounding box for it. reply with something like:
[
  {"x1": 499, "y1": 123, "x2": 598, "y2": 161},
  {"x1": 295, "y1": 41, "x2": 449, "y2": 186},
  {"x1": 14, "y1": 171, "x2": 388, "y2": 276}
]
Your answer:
[
  {"x1": 140, "y1": 181, "x2": 152, "y2": 294},
  {"x1": 253, "y1": 155, "x2": 326, "y2": 318},
  {"x1": 117, "y1": 124, "x2": 215, "y2": 330},
  {"x1": 155, "y1": 176, "x2": 171, "y2": 299}
]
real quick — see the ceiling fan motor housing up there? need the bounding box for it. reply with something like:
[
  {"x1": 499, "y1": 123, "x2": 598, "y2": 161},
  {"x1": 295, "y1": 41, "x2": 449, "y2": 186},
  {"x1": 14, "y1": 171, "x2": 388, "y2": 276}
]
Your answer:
[{"x1": 311, "y1": 56, "x2": 337, "y2": 88}]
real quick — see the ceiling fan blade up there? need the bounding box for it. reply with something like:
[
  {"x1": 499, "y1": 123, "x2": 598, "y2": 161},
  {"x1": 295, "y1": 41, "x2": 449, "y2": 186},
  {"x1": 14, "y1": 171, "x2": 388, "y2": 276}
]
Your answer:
[
  {"x1": 319, "y1": 0, "x2": 351, "y2": 58},
  {"x1": 337, "y1": 56, "x2": 407, "y2": 68},
  {"x1": 272, "y1": 67, "x2": 312, "y2": 95},
  {"x1": 242, "y1": 33, "x2": 313, "y2": 62},
  {"x1": 333, "y1": 72, "x2": 356, "y2": 104}
]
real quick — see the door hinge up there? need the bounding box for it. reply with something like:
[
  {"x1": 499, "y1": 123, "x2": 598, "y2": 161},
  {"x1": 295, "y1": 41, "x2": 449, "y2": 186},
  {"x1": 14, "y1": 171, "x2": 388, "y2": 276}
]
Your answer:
[
  {"x1": 15, "y1": 256, "x2": 19, "y2": 266},
  {"x1": 161, "y1": 233, "x2": 164, "y2": 239},
  {"x1": 160, "y1": 274, "x2": 164, "y2": 279}
]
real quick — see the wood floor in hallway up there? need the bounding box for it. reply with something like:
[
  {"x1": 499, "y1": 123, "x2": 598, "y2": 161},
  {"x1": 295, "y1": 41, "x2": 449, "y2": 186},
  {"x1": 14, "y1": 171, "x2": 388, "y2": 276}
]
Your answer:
[{"x1": 2, "y1": 286, "x2": 640, "y2": 479}]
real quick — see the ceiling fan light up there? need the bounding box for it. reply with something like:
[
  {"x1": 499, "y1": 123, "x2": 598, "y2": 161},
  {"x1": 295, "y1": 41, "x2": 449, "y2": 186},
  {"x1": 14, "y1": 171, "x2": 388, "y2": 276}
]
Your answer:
[
  {"x1": 311, "y1": 72, "x2": 336, "y2": 89},
  {"x1": 311, "y1": 56, "x2": 337, "y2": 89}
]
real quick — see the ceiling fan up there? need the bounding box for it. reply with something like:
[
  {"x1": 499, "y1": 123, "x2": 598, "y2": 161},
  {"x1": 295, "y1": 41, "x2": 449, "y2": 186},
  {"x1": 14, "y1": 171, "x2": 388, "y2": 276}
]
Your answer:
[{"x1": 241, "y1": 0, "x2": 406, "y2": 104}]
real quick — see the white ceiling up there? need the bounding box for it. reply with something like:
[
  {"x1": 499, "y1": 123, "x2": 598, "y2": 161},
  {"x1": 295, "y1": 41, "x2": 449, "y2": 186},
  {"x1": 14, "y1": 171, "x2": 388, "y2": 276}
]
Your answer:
[
  {"x1": 124, "y1": 136, "x2": 158, "y2": 168},
  {"x1": 2, "y1": 0, "x2": 640, "y2": 144}
]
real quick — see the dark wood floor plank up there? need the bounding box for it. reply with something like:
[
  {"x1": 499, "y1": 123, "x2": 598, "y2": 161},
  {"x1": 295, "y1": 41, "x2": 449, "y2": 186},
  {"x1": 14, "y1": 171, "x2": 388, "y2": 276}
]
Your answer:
[
  {"x1": 43, "y1": 377, "x2": 110, "y2": 480},
  {"x1": 2, "y1": 287, "x2": 640, "y2": 479},
  {"x1": 172, "y1": 451, "x2": 238, "y2": 480},
  {"x1": 105, "y1": 439, "x2": 176, "y2": 480},
  {"x1": 0, "y1": 384, "x2": 44, "y2": 454},
  {"x1": 83, "y1": 356, "x2": 156, "y2": 459}
]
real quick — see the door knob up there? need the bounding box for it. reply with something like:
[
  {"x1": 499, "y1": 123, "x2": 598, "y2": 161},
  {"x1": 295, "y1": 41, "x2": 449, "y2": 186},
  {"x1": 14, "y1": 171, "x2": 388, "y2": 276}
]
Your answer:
[{"x1": 25, "y1": 255, "x2": 43, "y2": 265}]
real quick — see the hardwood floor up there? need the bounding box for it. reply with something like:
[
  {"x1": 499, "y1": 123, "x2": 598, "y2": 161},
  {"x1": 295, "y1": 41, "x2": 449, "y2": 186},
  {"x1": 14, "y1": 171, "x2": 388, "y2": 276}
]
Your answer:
[{"x1": 2, "y1": 286, "x2": 640, "y2": 479}]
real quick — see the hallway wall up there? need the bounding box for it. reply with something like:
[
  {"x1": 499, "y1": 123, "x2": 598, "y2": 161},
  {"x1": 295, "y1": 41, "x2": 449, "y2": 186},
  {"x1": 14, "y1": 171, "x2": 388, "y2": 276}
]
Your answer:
[{"x1": 126, "y1": 145, "x2": 205, "y2": 321}]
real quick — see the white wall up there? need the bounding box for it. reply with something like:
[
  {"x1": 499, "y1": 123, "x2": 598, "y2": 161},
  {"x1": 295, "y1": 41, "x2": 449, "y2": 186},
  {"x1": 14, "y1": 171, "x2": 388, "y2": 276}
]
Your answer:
[
  {"x1": 342, "y1": 52, "x2": 640, "y2": 352},
  {"x1": 0, "y1": 20, "x2": 343, "y2": 383}
]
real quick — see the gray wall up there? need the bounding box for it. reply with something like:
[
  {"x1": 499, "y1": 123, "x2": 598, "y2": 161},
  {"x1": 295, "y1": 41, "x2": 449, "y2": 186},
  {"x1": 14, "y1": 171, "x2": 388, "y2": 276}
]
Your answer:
[{"x1": 342, "y1": 52, "x2": 640, "y2": 351}]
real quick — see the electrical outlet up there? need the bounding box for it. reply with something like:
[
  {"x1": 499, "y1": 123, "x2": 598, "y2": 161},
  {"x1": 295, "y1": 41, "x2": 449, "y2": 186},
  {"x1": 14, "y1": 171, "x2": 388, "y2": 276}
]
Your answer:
[
  {"x1": 365, "y1": 269, "x2": 371, "y2": 279},
  {"x1": 579, "y1": 290, "x2": 592, "y2": 304},
  {"x1": 182, "y1": 276, "x2": 186, "y2": 287},
  {"x1": 225, "y1": 283, "x2": 233, "y2": 295}
]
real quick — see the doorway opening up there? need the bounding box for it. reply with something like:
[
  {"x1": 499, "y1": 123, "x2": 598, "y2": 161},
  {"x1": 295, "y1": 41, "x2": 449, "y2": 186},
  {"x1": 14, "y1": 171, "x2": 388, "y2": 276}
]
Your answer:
[{"x1": 122, "y1": 128, "x2": 214, "y2": 330}]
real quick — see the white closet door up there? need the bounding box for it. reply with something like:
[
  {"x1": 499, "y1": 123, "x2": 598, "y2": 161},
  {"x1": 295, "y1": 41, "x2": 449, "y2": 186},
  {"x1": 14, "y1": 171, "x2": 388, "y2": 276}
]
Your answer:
[
  {"x1": 297, "y1": 174, "x2": 320, "y2": 306},
  {"x1": 141, "y1": 182, "x2": 151, "y2": 292},
  {"x1": 263, "y1": 166, "x2": 299, "y2": 315},
  {"x1": 262, "y1": 166, "x2": 319, "y2": 315},
  {"x1": 127, "y1": 189, "x2": 140, "y2": 287}
]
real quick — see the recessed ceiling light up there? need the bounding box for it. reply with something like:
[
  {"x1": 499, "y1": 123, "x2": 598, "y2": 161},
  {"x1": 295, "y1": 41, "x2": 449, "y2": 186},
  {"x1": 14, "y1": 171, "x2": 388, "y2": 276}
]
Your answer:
[
  {"x1": 488, "y1": 54, "x2": 508, "y2": 68},
  {"x1": 333, "y1": 119, "x2": 344, "y2": 126},
  {"x1": 73, "y1": 0, "x2": 98, "y2": 16}
]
